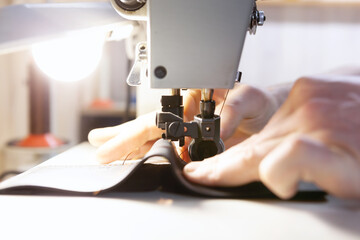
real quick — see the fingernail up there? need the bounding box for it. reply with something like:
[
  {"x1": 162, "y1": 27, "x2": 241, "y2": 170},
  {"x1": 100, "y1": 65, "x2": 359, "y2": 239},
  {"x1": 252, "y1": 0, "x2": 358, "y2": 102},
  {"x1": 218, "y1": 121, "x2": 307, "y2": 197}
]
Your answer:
[{"x1": 184, "y1": 162, "x2": 200, "y2": 173}]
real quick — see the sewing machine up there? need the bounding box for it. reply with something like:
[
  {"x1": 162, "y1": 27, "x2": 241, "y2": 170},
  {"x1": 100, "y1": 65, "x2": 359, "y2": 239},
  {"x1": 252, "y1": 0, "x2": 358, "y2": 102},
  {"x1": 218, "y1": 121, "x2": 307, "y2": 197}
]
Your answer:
[{"x1": 111, "y1": 0, "x2": 265, "y2": 161}]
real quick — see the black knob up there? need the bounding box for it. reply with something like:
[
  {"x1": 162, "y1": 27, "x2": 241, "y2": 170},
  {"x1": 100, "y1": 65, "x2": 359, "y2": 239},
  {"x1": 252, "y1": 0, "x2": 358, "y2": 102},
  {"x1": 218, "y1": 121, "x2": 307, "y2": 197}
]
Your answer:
[{"x1": 154, "y1": 66, "x2": 167, "y2": 79}]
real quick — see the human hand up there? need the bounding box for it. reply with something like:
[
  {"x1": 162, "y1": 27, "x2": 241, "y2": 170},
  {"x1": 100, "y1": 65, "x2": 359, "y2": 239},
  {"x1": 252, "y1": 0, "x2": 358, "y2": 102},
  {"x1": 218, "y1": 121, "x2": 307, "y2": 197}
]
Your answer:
[
  {"x1": 184, "y1": 73, "x2": 360, "y2": 199},
  {"x1": 88, "y1": 112, "x2": 163, "y2": 163},
  {"x1": 88, "y1": 84, "x2": 280, "y2": 163}
]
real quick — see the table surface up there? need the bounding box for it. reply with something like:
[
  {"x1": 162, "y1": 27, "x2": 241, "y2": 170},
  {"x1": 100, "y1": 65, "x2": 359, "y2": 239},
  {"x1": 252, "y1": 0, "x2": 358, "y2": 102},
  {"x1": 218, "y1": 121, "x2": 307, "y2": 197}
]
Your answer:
[{"x1": 0, "y1": 145, "x2": 359, "y2": 240}]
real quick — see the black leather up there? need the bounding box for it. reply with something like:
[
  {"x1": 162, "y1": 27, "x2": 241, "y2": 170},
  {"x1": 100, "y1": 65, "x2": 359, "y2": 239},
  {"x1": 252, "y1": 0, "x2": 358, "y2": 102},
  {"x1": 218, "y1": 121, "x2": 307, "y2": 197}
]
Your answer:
[{"x1": 0, "y1": 139, "x2": 326, "y2": 199}]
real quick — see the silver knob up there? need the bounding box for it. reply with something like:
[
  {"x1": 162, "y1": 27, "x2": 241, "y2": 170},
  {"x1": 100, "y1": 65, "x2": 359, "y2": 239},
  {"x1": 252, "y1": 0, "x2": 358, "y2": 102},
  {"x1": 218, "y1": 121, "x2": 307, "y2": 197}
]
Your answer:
[
  {"x1": 257, "y1": 11, "x2": 266, "y2": 26},
  {"x1": 120, "y1": 0, "x2": 144, "y2": 4}
]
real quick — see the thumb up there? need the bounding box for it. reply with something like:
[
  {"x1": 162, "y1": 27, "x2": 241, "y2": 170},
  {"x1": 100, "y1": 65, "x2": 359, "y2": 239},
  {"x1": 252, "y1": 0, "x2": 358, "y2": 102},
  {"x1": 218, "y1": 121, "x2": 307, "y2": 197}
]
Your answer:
[{"x1": 183, "y1": 143, "x2": 261, "y2": 187}]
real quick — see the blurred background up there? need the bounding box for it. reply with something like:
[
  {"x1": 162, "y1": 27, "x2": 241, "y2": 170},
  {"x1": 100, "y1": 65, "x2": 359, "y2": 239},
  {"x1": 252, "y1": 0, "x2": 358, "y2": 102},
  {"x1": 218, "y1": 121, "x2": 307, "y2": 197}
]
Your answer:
[{"x1": 0, "y1": 0, "x2": 360, "y2": 177}]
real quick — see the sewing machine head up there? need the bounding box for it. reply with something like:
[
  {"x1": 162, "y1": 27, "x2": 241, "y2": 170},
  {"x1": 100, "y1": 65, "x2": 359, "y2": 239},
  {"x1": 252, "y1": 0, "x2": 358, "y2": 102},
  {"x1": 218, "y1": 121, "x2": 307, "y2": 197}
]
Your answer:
[{"x1": 111, "y1": 0, "x2": 265, "y2": 161}]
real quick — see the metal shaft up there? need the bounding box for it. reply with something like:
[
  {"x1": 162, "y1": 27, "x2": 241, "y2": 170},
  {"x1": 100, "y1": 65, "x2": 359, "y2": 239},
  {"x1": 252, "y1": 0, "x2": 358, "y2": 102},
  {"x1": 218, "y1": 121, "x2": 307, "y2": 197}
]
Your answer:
[
  {"x1": 172, "y1": 88, "x2": 180, "y2": 96},
  {"x1": 201, "y1": 88, "x2": 214, "y2": 102},
  {"x1": 200, "y1": 89, "x2": 215, "y2": 119}
]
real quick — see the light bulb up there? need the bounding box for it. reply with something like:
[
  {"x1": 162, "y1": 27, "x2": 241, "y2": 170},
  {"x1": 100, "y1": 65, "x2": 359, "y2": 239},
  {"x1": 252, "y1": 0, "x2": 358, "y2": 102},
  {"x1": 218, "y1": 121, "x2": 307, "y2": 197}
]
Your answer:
[{"x1": 32, "y1": 32, "x2": 104, "y2": 82}]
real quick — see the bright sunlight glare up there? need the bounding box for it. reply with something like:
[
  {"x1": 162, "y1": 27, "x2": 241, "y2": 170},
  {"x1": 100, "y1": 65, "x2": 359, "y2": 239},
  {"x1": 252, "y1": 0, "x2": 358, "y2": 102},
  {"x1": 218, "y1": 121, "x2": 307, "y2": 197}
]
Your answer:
[{"x1": 32, "y1": 33, "x2": 104, "y2": 82}]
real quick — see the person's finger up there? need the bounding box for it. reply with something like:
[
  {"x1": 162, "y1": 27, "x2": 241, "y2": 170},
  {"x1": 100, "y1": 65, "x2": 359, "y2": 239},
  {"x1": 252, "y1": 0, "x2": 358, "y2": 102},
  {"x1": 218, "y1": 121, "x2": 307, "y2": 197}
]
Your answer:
[
  {"x1": 183, "y1": 135, "x2": 282, "y2": 186},
  {"x1": 223, "y1": 131, "x2": 251, "y2": 149},
  {"x1": 88, "y1": 112, "x2": 161, "y2": 147},
  {"x1": 88, "y1": 126, "x2": 121, "y2": 147},
  {"x1": 212, "y1": 89, "x2": 229, "y2": 105},
  {"x1": 127, "y1": 140, "x2": 157, "y2": 160},
  {"x1": 259, "y1": 134, "x2": 360, "y2": 199},
  {"x1": 219, "y1": 85, "x2": 277, "y2": 140},
  {"x1": 94, "y1": 114, "x2": 163, "y2": 163},
  {"x1": 183, "y1": 89, "x2": 201, "y2": 122}
]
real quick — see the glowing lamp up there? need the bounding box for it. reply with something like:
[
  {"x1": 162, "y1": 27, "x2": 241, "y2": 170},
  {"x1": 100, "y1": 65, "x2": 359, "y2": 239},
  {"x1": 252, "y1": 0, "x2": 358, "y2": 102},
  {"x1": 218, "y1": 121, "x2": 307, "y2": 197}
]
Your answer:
[{"x1": 32, "y1": 33, "x2": 104, "y2": 82}]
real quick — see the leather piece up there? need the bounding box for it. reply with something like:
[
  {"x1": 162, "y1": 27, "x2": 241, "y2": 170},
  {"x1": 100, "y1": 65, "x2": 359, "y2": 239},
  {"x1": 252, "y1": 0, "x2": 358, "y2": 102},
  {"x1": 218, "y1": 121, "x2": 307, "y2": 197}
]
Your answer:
[{"x1": 0, "y1": 140, "x2": 326, "y2": 199}]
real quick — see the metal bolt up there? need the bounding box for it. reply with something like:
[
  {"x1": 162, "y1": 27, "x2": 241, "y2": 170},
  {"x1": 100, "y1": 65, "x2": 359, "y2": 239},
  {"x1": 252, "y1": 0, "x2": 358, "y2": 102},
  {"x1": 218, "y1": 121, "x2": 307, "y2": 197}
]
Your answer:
[
  {"x1": 116, "y1": 0, "x2": 146, "y2": 11},
  {"x1": 257, "y1": 11, "x2": 266, "y2": 26},
  {"x1": 154, "y1": 66, "x2": 167, "y2": 79},
  {"x1": 205, "y1": 127, "x2": 211, "y2": 132},
  {"x1": 120, "y1": 0, "x2": 139, "y2": 4}
]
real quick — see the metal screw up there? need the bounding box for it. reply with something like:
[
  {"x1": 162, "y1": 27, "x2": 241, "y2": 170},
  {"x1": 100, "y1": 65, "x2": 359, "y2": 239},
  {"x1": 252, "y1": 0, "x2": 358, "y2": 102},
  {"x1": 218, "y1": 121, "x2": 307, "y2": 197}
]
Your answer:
[
  {"x1": 117, "y1": 0, "x2": 146, "y2": 11},
  {"x1": 205, "y1": 127, "x2": 211, "y2": 132},
  {"x1": 257, "y1": 11, "x2": 266, "y2": 26},
  {"x1": 154, "y1": 66, "x2": 167, "y2": 79}
]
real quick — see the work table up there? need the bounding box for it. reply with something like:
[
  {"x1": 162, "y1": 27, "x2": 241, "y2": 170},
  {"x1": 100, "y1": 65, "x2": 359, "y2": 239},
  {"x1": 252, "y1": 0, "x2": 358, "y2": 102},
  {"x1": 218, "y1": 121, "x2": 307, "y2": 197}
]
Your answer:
[
  {"x1": 0, "y1": 144, "x2": 359, "y2": 240},
  {"x1": 1, "y1": 188, "x2": 359, "y2": 239}
]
